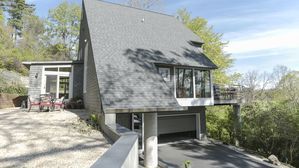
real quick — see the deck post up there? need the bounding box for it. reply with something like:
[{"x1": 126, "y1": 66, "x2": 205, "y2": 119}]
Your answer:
[
  {"x1": 144, "y1": 112, "x2": 158, "y2": 168},
  {"x1": 233, "y1": 104, "x2": 241, "y2": 147},
  {"x1": 196, "y1": 107, "x2": 207, "y2": 141}
]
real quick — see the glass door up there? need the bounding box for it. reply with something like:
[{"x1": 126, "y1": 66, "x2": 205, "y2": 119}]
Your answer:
[
  {"x1": 45, "y1": 75, "x2": 58, "y2": 98},
  {"x1": 59, "y1": 76, "x2": 70, "y2": 99},
  {"x1": 42, "y1": 66, "x2": 72, "y2": 99}
]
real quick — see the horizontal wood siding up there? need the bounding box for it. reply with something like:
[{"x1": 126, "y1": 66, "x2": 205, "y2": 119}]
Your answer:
[{"x1": 28, "y1": 65, "x2": 43, "y2": 98}]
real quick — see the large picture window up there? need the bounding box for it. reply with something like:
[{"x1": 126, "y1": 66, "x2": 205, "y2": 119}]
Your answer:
[
  {"x1": 175, "y1": 68, "x2": 211, "y2": 99},
  {"x1": 176, "y1": 68, "x2": 193, "y2": 98},
  {"x1": 195, "y1": 70, "x2": 211, "y2": 98}
]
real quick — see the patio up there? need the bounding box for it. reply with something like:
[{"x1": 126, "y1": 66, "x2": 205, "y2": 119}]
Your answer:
[{"x1": 0, "y1": 108, "x2": 110, "y2": 167}]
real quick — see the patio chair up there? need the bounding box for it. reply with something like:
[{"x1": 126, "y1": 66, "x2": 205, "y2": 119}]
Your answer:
[
  {"x1": 27, "y1": 96, "x2": 40, "y2": 112},
  {"x1": 52, "y1": 96, "x2": 65, "y2": 111},
  {"x1": 39, "y1": 94, "x2": 53, "y2": 112}
]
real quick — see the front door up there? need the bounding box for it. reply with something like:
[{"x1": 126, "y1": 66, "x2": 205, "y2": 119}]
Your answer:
[{"x1": 42, "y1": 66, "x2": 72, "y2": 99}]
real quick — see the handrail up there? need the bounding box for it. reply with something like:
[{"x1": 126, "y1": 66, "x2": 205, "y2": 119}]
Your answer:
[
  {"x1": 213, "y1": 84, "x2": 244, "y2": 101},
  {"x1": 91, "y1": 124, "x2": 138, "y2": 168}
]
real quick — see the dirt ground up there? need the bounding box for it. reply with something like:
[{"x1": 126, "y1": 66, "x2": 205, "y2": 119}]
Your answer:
[{"x1": 0, "y1": 108, "x2": 110, "y2": 168}]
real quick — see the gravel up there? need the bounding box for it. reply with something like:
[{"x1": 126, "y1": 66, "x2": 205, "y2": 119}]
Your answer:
[{"x1": 0, "y1": 108, "x2": 111, "y2": 168}]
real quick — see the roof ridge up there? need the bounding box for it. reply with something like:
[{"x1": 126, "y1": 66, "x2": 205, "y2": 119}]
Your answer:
[{"x1": 94, "y1": 0, "x2": 175, "y2": 18}]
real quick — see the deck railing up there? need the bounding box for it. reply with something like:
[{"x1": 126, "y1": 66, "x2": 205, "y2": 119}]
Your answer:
[{"x1": 213, "y1": 84, "x2": 243, "y2": 101}]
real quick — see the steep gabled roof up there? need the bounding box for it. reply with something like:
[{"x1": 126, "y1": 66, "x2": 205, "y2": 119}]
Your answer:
[{"x1": 83, "y1": 0, "x2": 217, "y2": 113}]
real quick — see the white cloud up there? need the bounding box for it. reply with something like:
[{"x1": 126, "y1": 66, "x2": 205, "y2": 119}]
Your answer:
[{"x1": 225, "y1": 28, "x2": 299, "y2": 54}]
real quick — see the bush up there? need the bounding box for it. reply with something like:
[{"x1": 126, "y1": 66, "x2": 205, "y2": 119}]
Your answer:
[{"x1": 0, "y1": 84, "x2": 27, "y2": 95}]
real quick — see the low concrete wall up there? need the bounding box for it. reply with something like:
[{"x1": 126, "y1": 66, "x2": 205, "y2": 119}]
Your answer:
[
  {"x1": 0, "y1": 94, "x2": 27, "y2": 109},
  {"x1": 91, "y1": 124, "x2": 138, "y2": 168}
]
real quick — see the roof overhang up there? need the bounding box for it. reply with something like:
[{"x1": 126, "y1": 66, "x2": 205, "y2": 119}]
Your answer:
[
  {"x1": 22, "y1": 60, "x2": 83, "y2": 69},
  {"x1": 104, "y1": 106, "x2": 188, "y2": 114}
]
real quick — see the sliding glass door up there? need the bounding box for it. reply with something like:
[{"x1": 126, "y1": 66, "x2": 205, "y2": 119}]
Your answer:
[{"x1": 42, "y1": 66, "x2": 72, "y2": 99}]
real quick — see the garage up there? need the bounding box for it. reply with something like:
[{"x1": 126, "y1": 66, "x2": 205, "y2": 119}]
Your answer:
[{"x1": 158, "y1": 114, "x2": 196, "y2": 143}]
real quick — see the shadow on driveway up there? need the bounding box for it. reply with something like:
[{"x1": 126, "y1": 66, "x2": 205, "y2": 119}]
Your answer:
[{"x1": 158, "y1": 139, "x2": 275, "y2": 168}]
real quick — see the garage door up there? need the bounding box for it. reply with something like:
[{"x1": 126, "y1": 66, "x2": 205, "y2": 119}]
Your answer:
[{"x1": 158, "y1": 114, "x2": 196, "y2": 135}]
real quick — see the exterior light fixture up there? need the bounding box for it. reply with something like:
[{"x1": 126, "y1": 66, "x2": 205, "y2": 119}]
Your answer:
[{"x1": 35, "y1": 73, "x2": 38, "y2": 79}]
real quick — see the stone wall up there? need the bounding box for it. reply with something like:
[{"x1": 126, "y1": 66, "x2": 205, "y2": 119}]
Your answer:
[{"x1": 0, "y1": 94, "x2": 27, "y2": 109}]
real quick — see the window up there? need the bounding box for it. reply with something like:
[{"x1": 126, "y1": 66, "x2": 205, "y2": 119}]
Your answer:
[
  {"x1": 175, "y1": 68, "x2": 211, "y2": 99},
  {"x1": 59, "y1": 67, "x2": 71, "y2": 72},
  {"x1": 158, "y1": 67, "x2": 170, "y2": 82},
  {"x1": 176, "y1": 68, "x2": 193, "y2": 98},
  {"x1": 45, "y1": 68, "x2": 58, "y2": 72},
  {"x1": 195, "y1": 70, "x2": 211, "y2": 98}
]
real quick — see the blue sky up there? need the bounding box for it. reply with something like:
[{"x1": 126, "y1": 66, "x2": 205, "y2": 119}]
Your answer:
[{"x1": 27, "y1": 0, "x2": 299, "y2": 74}]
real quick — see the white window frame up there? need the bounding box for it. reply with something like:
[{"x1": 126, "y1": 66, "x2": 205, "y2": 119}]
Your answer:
[
  {"x1": 41, "y1": 65, "x2": 73, "y2": 99},
  {"x1": 174, "y1": 66, "x2": 214, "y2": 106}
]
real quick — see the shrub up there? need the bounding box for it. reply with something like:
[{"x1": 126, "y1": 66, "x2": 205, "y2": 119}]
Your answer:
[{"x1": 0, "y1": 84, "x2": 27, "y2": 95}]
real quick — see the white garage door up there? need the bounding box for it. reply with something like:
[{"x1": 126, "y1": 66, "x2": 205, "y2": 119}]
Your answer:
[{"x1": 158, "y1": 115, "x2": 196, "y2": 135}]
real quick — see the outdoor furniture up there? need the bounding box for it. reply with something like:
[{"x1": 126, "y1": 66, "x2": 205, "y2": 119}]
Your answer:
[
  {"x1": 52, "y1": 96, "x2": 65, "y2": 111},
  {"x1": 27, "y1": 96, "x2": 40, "y2": 112},
  {"x1": 39, "y1": 94, "x2": 53, "y2": 112}
]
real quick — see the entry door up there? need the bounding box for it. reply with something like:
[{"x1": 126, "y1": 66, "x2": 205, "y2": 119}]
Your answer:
[
  {"x1": 43, "y1": 74, "x2": 71, "y2": 99},
  {"x1": 45, "y1": 75, "x2": 58, "y2": 97}
]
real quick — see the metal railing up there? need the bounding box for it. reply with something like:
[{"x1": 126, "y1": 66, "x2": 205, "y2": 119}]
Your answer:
[{"x1": 213, "y1": 84, "x2": 243, "y2": 101}]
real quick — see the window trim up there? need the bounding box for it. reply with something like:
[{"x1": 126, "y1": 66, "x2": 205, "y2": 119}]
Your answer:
[
  {"x1": 174, "y1": 66, "x2": 212, "y2": 99},
  {"x1": 41, "y1": 65, "x2": 73, "y2": 99}
]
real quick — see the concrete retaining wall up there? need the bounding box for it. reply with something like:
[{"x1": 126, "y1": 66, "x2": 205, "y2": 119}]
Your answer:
[{"x1": 91, "y1": 124, "x2": 138, "y2": 168}]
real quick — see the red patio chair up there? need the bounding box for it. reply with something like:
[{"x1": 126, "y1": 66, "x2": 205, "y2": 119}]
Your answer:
[
  {"x1": 52, "y1": 96, "x2": 65, "y2": 111},
  {"x1": 27, "y1": 96, "x2": 40, "y2": 112},
  {"x1": 39, "y1": 94, "x2": 53, "y2": 112}
]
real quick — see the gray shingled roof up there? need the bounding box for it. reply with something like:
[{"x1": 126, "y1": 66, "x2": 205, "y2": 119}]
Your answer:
[{"x1": 83, "y1": 0, "x2": 217, "y2": 113}]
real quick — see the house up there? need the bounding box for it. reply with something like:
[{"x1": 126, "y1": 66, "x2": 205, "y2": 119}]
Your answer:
[{"x1": 23, "y1": 0, "x2": 242, "y2": 167}]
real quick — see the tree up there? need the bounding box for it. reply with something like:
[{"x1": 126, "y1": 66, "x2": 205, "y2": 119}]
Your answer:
[
  {"x1": 0, "y1": 8, "x2": 4, "y2": 24},
  {"x1": 5, "y1": 0, "x2": 35, "y2": 41},
  {"x1": 177, "y1": 9, "x2": 234, "y2": 84},
  {"x1": 46, "y1": 1, "x2": 81, "y2": 60}
]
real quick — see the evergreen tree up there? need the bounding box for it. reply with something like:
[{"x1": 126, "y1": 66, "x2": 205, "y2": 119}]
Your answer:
[{"x1": 6, "y1": 0, "x2": 35, "y2": 41}]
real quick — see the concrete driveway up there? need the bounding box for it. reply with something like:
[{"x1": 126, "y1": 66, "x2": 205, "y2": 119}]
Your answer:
[
  {"x1": 0, "y1": 108, "x2": 110, "y2": 168},
  {"x1": 158, "y1": 139, "x2": 275, "y2": 168}
]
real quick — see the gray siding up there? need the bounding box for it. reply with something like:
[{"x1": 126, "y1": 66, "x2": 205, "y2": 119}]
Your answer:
[
  {"x1": 73, "y1": 64, "x2": 84, "y2": 98},
  {"x1": 81, "y1": 6, "x2": 102, "y2": 114},
  {"x1": 83, "y1": 44, "x2": 102, "y2": 114},
  {"x1": 28, "y1": 65, "x2": 43, "y2": 98}
]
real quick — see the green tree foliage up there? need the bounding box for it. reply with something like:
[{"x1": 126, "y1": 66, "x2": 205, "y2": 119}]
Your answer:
[
  {"x1": 5, "y1": 0, "x2": 35, "y2": 41},
  {"x1": 177, "y1": 9, "x2": 234, "y2": 84},
  {"x1": 206, "y1": 106, "x2": 234, "y2": 144},
  {"x1": 207, "y1": 68, "x2": 299, "y2": 167},
  {"x1": 46, "y1": 1, "x2": 81, "y2": 60},
  {"x1": 0, "y1": 2, "x2": 48, "y2": 74},
  {"x1": 0, "y1": 8, "x2": 4, "y2": 24}
]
